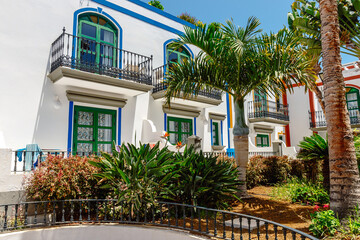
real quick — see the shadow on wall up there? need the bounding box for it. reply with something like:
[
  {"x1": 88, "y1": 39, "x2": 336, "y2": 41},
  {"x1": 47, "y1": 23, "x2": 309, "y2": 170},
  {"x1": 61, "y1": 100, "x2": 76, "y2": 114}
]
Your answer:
[{"x1": 32, "y1": 50, "x2": 69, "y2": 150}]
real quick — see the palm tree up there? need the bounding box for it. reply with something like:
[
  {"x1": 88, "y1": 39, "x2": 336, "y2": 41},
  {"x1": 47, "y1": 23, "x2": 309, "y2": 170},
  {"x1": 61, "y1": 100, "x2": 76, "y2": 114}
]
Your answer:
[
  {"x1": 297, "y1": 134, "x2": 329, "y2": 189},
  {"x1": 318, "y1": 0, "x2": 360, "y2": 218},
  {"x1": 164, "y1": 17, "x2": 315, "y2": 196},
  {"x1": 288, "y1": 0, "x2": 360, "y2": 114}
]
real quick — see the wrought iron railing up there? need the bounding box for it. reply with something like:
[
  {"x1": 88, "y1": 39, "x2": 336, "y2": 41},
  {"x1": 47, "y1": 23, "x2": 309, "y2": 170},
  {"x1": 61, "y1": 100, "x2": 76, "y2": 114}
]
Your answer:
[
  {"x1": 203, "y1": 151, "x2": 277, "y2": 158},
  {"x1": 309, "y1": 107, "x2": 360, "y2": 128},
  {"x1": 12, "y1": 151, "x2": 103, "y2": 173},
  {"x1": 248, "y1": 100, "x2": 289, "y2": 122},
  {"x1": 50, "y1": 29, "x2": 153, "y2": 85},
  {"x1": 152, "y1": 65, "x2": 222, "y2": 100},
  {"x1": 0, "y1": 199, "x2": 317, "y2": 239}
]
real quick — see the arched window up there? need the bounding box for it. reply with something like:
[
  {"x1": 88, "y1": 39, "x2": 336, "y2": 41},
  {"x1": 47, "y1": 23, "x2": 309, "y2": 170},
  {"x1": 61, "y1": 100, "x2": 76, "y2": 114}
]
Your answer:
[
  {"x1": 346, "y1": 87, "x2": 360, "y2": 123},
  {"x1": 166, "y1": 45, "x2": 191, "y2": 67},
  {"x1": 78, "y1": 13, "x2": 118, "y2": 67}
]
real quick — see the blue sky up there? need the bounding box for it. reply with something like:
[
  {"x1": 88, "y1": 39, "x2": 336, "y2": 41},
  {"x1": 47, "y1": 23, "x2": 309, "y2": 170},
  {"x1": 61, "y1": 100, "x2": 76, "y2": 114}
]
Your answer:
[{"x1": 147, "y1": 0, "x2": 357, "y2": 64}]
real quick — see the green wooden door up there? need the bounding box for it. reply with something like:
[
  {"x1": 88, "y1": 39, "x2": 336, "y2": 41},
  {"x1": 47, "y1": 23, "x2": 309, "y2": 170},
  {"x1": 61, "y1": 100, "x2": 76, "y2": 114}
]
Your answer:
[
  {"x1": 73, "y1": 106, "x2": 116, "y2": 154},
  {"x1": 78, "y1": 17, "x2": 117, "y2": 68}
]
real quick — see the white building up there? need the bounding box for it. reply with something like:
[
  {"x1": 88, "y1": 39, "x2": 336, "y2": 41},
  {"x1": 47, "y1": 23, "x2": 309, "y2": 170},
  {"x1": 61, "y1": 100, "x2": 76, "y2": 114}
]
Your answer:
[{"x1": 1, "y1": 0, "x2": 359, "y2": 202}]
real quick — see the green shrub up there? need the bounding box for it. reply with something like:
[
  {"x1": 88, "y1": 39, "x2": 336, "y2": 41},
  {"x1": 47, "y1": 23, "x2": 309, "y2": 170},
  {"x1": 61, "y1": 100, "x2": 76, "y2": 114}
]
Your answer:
[
  {"x1": 262, "y1": 156, "x2": 291, "y2": 185},
  {"x1": 25, "y1": 155, "x2": 107, "y2": 201},
  {"x1": 289, "y1": 159, "x2": 306, "y2": 179},
  {"x1": 90, "y1": 142, "x2": 176, "y2": 210},
  {"x1": 246, "y1": 155, "x2": 292, "y2": 189},
  {"x1": 309, "y1": 209, "x2": 340, "y2": 238},
  {"x1": 246, "y1": 155, "x2": 265, "y2": 189},
  {"x1": 168, "y1": 146, "x2": 241, "y2": 209},
  {"x1": 271, "y1": 178, "x2": 329, "y2": 205}
]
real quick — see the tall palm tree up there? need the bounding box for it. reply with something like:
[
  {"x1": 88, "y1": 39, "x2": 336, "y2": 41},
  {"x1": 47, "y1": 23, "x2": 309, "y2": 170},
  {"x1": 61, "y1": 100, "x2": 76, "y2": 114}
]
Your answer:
[
  {"x1": 288, "y1": 0, "x2": 360, "y2": 114},
  {"x1": 165, "y1": 17, "x2": 315, "y2": 196},
  {"x1": 319, "y1": 0, "x2": 360, "y2": 218}
]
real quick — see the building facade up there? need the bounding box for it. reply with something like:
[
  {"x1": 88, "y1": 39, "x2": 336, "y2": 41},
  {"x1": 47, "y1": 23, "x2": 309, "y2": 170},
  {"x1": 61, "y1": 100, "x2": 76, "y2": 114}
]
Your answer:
[{"x1": 1, "y1": 0, "x2": 360, "y2": 202}]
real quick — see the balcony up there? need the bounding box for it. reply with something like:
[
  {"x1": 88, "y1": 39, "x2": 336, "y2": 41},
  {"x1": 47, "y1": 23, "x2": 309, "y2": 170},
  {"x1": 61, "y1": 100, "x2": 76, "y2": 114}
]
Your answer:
[
  {"x1": 152, "y1": 65, "x2": 223, "y2": 108},
  {"x1": 48, "y1": 31, "x2": 153, "y2": 97},
  {"x1": 309, "y1": 108, "x2": 360, "y2": 130},
  {"x1": 248, "y1": 100, "x2": 290, "y2": 125}
]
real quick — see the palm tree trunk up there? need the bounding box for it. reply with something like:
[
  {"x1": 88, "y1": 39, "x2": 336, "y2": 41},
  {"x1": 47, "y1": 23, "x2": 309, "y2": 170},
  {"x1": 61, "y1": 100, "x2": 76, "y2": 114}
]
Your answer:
[
  {"x1": 233, "y1": 97, "x2": 250, "y2": 197},
  {"x1": 319, "y1": 0, "x2": 360, "y2": 218}
]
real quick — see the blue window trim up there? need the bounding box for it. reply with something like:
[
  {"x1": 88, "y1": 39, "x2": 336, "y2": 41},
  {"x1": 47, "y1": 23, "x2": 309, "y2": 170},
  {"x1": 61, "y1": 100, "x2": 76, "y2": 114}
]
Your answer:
[
  {"x1": 164, "y1": 113, "x2": 167, "y2": 131},
  {"x1": 67, "y1": 101, "x2": 74, "y2": 153},
  {"x1": 226, "y1": 93, "x2": 231, "y2": 149},
  {"x1": 118, "y1": 108, "x2": 122, "y2": 144},
  {"x1": 221, "y1": 120, "x2": 224, "y2": 146},
  {"x1": 125, "y1": 0, "x2": 196, "y2": 28},
  {"x1": 90, "y1": 0, "x2": 188, "y2": 35},
  {"x1": 194, "y1": 117, "x2": 197, "y2": 136},
  {"x1": 72, "y1": 8, "x2": 123, "y2": 68},
  {"x1": 163, "y1": 39, "x2": 194, "y2": 67},
  {"x1": 210, "y1": 119, "x2": 213, "y2": 146}
]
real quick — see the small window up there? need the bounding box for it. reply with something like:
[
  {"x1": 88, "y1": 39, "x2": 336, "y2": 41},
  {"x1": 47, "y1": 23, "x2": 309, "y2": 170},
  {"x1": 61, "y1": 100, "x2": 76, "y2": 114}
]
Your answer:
[
  {"x1": 212, "y1": 122, "x2": 220, "y2": 146},
  {"x1": 256, "y1": 134, "x2": 269, "y2": 147},
  {"x1": 167, "y1": 117, "x2": 193, "y2": 145},
  {"x1": 346, "y1": 87, "x2": 360, "y2": 123}
]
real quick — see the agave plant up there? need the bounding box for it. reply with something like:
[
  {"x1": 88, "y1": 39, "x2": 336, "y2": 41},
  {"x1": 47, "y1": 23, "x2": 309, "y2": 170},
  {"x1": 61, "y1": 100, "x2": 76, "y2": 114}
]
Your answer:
[
  {"x1": 167, "y1": 146, "x2": 241, "y2": 209},
  {"x1": 89, "y1": 142, "x2": 176, "y2": 210},
  {"x1": 297, "y1": 134, "x2": 329, "y2": 190}
]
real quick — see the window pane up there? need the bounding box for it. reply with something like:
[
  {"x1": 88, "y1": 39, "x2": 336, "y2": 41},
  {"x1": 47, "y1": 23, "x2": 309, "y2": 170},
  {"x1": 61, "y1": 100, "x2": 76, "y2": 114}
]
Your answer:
[
  {"x1": 347, "y1": 93, "x2": 357, "y2": 101},
  {"x1": 348, "y1": 101, "x2": 358, "y2": 109},
  {"x1": 98, "y1": 144, "x2": 112, "y2": 153},
  {"x1": 180, "y1": 55, "x2": 189, "y2": 63},
  {"x1": 181, "y1": 134, "x2": 190, "y2": 143},
  {"x1": 169, "y1": 133, "x2": 178, "y2": 144},
  {"x1": 81, "y1": 23, "x2": 96, "y2": 38},
  {"x1": 169, "y1": 121, "x2": 179, "y2": 132},
  {"x1": 98, "y1": 129, "x2": 112, "y2": 141},
  {"x1": 256, "y1": 136, "x2": 262, "y2": 146},
  {"x1": 181, "y1": 122, "x2": 191, "y2": 133},
  {"x1": 101, "y1": 29, "x2": 114, "y2": 43},
  {"x1": 78, "y1": 111, "x2": 94, "y2": 125},
  {"x1": 168, "y1": 52, "x2": 178, "y2": 63},
  {"x1": 77, "y1": 143, "x2": 93, "y2": 154},
  {"x1": 77, "y1": 127, "x2": 93, "y2": 141},
  {"x1": 263, "y1": 136, "x2": 268, "y2": 146},
  {"x1": 98, "y1": 113, "x2": 112, "y2": 127}
]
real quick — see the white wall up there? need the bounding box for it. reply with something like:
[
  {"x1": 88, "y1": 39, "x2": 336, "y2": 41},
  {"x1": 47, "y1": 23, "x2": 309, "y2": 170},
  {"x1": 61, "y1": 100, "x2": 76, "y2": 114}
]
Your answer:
[{"x1": 0, "y1": 0, "x2": 229, "y2": 151}]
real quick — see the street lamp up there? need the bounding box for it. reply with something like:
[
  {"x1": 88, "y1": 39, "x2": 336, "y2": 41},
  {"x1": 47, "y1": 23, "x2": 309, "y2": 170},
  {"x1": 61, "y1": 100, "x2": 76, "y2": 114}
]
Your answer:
[{"x1": 318, "y1": 72, "x2": 324, "y2": 83}]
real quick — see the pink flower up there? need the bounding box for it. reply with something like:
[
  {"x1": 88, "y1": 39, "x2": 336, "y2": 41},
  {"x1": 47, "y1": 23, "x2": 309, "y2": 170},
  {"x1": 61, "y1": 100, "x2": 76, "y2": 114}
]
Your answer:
[
  {"x1": 115, "y1": 145, "x2": 121, "y2": 153},
  {"x1": 323, "y1": 204, "x2": 329, "y2": 209}
]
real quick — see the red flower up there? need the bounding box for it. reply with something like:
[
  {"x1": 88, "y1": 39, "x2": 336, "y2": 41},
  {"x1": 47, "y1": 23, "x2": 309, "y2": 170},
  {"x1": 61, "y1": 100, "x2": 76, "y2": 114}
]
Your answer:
[
  {"x1": 313, "y1": 205, "x2": 320, "y2": 212},
  {"x1": 323, "y1": 204, "x2": 330, "y2": 209}
]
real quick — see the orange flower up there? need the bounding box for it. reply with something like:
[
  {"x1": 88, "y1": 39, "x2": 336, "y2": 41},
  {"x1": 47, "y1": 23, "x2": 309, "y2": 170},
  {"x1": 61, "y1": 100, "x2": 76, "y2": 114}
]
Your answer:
[
  {"x1": 176, "y1": 141, "x2": 183, "y2": 149},
  {"x1": 161, "y1": 132, "x2": 170, "y2": 139}
]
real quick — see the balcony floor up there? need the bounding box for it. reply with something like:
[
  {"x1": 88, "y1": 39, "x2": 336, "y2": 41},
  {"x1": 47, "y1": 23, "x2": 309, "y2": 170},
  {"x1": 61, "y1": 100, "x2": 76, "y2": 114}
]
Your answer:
[{"x1": 48, "y1": 66, "x2": 154, "y2": 97}]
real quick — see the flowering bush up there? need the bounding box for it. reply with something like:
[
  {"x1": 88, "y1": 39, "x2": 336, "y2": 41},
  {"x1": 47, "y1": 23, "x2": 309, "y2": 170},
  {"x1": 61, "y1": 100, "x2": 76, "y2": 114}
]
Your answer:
[
  {"x1": 25, "y1": 155, "x2": 108, "y2": 201},
  {"x1": 309, "y1": 206, "x2": 340, "y2": 238}
]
